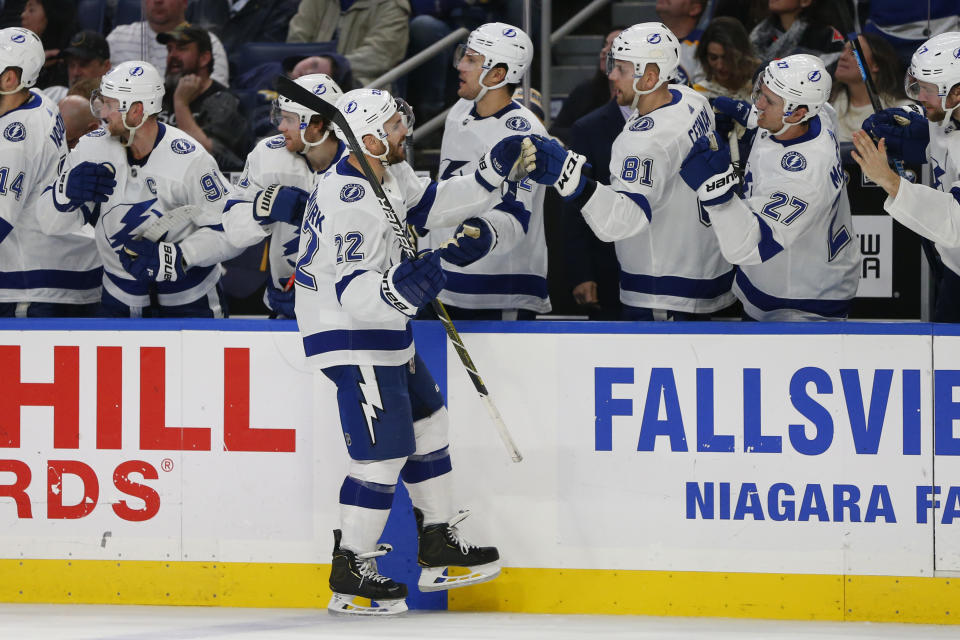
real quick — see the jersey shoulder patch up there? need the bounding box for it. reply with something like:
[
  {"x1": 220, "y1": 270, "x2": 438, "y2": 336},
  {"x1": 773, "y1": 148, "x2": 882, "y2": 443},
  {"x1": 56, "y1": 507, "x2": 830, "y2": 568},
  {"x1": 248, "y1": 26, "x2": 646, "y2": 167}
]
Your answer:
[
  {"x1": 170, "y1": 138, "x2": 197, "y2": 154},
  {"x1": 780, "y1": 151, "x2": 807, "y2": 172},
  {"x1": 3, "y1": 122, "x2": 26, "y2": 142},
  {"x1": 340, "y1": 183, "x2": 365, "y2": 203},
  {"x1": 629, "y1": 116, "x2": 655, "y2": 132},
  {"x1": 265, "y1": 135, "x2": 286, "y2": 149},
  {"x1": 86, "y1": 127, "x2": 107, "y2": 138},
  {"x1": 505, "y1": 115, "x2": 532, "y2": 132}
]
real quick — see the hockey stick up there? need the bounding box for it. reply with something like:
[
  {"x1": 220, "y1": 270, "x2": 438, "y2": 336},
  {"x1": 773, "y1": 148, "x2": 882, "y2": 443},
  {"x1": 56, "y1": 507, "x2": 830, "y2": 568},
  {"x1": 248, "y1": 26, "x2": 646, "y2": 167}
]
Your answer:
[{"x1": 276, "y1": 75, "x2": 523, "y2": 463}]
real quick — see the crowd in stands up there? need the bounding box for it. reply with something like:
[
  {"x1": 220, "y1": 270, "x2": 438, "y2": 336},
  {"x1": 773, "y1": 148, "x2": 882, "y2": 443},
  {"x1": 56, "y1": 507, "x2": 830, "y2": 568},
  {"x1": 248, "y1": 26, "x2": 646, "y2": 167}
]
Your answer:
[{"x1": 1, "y1": 0, "x2": 958, "y2": 319}]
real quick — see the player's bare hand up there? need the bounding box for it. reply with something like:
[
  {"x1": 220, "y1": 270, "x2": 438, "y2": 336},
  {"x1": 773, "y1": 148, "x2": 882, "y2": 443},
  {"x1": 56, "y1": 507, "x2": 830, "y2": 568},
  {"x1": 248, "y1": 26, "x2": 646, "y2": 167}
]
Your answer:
[
  {"x1": 573, "y1": 281, "x2": 599, "y2": 306},
  {"x1": 851, "y1": 130, "x2": 900, "y2": 197},
  {"x1": 174, "y1": 75, "x2": 204, "y2": 103}
]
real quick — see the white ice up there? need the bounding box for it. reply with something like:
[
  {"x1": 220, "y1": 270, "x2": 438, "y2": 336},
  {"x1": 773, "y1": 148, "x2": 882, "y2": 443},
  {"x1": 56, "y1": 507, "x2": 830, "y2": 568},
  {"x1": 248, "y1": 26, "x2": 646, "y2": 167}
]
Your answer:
[{"x1": 0, "y1": 604, "x2": 956, "y2": 640}]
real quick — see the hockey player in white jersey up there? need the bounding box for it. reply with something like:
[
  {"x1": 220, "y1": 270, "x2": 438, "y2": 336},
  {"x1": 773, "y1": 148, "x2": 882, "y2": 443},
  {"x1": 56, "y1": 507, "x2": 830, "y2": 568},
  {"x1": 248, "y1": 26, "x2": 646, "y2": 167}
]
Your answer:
[
  {"x1": 856, "y1": 32, "x2": 960, "y2": 322},
  {"x1": 678, "y1": 54, "x2": 861, "y2": 321},
  {"x1": 432, "y1": 22, "x2": 550, "y2": 319},
  {"x1": 37, "y1": 61, "x2": 243, "y2": 318},
  {"x1": 0, "y1": 27, "x2": 101, "y2": 317},
  {"x1": 220, "y1": 73, "x2": 346, "y2": 318},
  {"x1": 296, "y1": 88, "x2": 526, "y2": 615},
  {"x1": 523, "y1": 22, "x2": 735, "y2": 319}
]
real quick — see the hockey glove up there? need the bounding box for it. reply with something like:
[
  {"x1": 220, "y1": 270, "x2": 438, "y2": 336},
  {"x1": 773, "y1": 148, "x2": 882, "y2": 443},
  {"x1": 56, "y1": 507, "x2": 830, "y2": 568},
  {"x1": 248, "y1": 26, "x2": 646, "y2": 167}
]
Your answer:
[
  {"x1": 266, "y1": 284, "x2": 296, "y2": 318},
  {"x1": 119, "y1": 238, "x2": 187, "y2": 283},
  {"x1": 253, "y1": 184, "x2": 310, "y2": 225},
  {"x1": 862, "y1": 106, "x2": 929, "y2": 165},
  {"x1": 54, "y1": 161, "x2": 116, "y2": 210},
  {"x1": 712, "y1": 97, "x2": 757, "y2": 134},
  {"x1": 439, "y1": 218, "x2": 494, "y2": 267},
  {"x1": 524, "y1": 134, "x2": 589, "y2": 200},
  {"x1": 380, "y1": 250, "x2": 447, "y2": 317},
  {"x1": 475, "y1": 135, "x2": 526, "y2": 190},
  {"x1": 680, "y1": 133, "x2": 738, "y2": 206}
]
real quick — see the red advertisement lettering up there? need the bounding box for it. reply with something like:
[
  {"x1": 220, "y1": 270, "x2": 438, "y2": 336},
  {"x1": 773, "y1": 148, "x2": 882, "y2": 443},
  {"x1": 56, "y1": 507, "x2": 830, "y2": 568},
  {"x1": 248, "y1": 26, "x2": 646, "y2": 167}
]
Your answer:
[
  {"x1": 47, "y1": 459, "x2": 98, "y2": 519},
  {"x1": 112, "y1": 460, "x2": 160, "y2": 522},
  {"x1": 0, "y1": 459, "x2": 32, "y2": 518},
  {"x1": 0, "y1": 345, "x2": 79, "y2": 448},
  {"x1": 139, "y1": 347, "x2": 211, "y2": 451},
  {"x1": 223, "y1": 348, "x2": 295, "y2": 452},
  {"x1": 97, "y1": 346, "x2": 122, "y2": 449}
]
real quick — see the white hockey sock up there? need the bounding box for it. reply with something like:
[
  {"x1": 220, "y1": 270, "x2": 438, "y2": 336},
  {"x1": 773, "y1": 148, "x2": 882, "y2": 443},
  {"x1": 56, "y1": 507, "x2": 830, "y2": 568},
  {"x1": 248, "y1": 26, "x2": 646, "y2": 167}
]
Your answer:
[
  {"x1": 405, "y1": 475, "x2": 454, "y2": 526},
  {"x1": 340, "y1": 504, "x2": 392, "y2": 553}
]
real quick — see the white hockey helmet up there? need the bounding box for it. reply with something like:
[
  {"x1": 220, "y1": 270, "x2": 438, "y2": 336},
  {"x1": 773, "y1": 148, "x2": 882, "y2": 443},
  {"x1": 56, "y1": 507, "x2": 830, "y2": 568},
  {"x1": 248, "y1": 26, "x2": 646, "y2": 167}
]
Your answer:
[
  {"x1": 753, "y1": 54, "x2": 831, "y2": 135},
  {"x1": 905, "y1": 32, "x2": 960, "y2": 125},
  {"x1": 272, "y1": 73, "x2": 343, "y2": 149},
  {"x1": 0, "y1": 27, "x2": 44, "y2": 94},
  {"x1": 455, "y1": 22, "x2": 533, "y2": 102},
  {"x1": 335, "y1": 88, "x2": 414, "y2": 162},
  {"x1": 605, "y1": 22, "x2": 680, "y2": 108},
  {"x1": 91, "y1": 61, "x2": 165, "y2": 146}
]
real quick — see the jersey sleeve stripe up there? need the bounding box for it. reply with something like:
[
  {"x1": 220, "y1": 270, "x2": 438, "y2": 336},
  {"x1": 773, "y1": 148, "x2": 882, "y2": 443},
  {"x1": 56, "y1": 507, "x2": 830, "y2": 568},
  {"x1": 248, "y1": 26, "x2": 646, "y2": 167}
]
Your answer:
[
  {"x1": 616, "y1": 190, "x2": 652, "y2": 221},
  {"x1": 752, "y1": 213, "x2": 786, "y2": 262},
  {"x1": 406, "y1": 181, "x2": 438, "y2": 229},
  {"x1": 335, "y1": 269, "x2": 368, "y2": 303}
]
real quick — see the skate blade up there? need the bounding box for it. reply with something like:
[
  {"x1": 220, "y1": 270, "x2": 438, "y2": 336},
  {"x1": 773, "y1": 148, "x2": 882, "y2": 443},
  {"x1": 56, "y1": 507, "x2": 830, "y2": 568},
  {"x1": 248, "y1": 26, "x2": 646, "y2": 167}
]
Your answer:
[
  {"x1": 327, "y1": 593, "x2": 408, "y2": 616},
  {"x1": 418, "y1": 562, "x2": 501, "y2": 592}
]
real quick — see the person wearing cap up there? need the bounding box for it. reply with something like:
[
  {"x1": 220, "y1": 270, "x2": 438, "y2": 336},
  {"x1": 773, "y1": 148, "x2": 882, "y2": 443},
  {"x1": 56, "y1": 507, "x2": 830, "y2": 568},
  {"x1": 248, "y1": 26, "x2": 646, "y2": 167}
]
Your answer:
[
  {"x1": 41, "y1": 29, "x2": 110, "y2": 103},
  {"x1": 286, "y1": 0, "x2": 410, "y2": 87},
  {"x1": 157, "y1": 24, "x2": 248, "y2": 172},
  {"x1": 106, "y1": 0, "x2": 230, "y2": 86}
]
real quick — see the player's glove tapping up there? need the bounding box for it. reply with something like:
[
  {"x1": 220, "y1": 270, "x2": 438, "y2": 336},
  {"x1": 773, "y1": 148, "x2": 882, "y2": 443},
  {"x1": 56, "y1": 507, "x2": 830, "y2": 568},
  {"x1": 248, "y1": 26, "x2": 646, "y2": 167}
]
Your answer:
[
  {"x1": 680, "y1": 133, "x2": 738, "y2": 206},
  {"x1": 475, "y1": 135, "x2": 527, "y2": 190},
  {"x1": 380, "y1": 250, "x2": 447, "y2": 317},
  {"x1": 522, "y1": 134, "x2": 589, "y2": 200},
  {"x1": 712, "y1": 97, "x2": 756, "y2": 137},
  {"x1": 862, "y1": 106, "x2": 929, "y2": 165},
  {"x1": 54, "y1": 161, "x2": 116, "y2": 209},
  {"x1": 253, "y1": 184, "x2": 310, "y2": 225},
  {"x1": 119, "y1": 238, "x2": 187, "y2": 283},
  {"x1": 439, "y1": 218, "x2": 494, "y2": 267}
]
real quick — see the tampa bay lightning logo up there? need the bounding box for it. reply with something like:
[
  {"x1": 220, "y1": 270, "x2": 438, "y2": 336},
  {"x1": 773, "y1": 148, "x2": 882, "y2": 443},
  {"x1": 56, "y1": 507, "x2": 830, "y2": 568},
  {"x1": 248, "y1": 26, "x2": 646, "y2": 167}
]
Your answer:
[
  {"x1": 954, "y1": 47, "x2": 960, "y2": 59},
  {"x1": 266, "y1": 135, "x2": 286, "y2": 149},
  {"x1": 87, "y1": 127, "x2": 107, "y2": 137},
  {"x1": 3, "y1": 122, "x2": 25, "y2": 142},
  {"x1": 345, "y1": 101, "x2": 358, "y2": 114},
  {"x1": 11, "y1": 33, "x2": 25, "y2": 43},
  {"x1": 781, "y1": 151, "x2": 807, "y2": 172},
  {"x1": 776, "y1": 60, "x2": 790, "y2": 69},
  {"x1": 505, "y1": 116, "x2": 531, "y2": 132},
  {"x1": 647, "y1": 33, "x2": 661, "y2": 44},
  {"x1": 171, "y1": 138, "x2": 196, "y2": 154},
  {"x1": 313, "y1": 83, "x2": 327, "y2": 95},
  {"x1": 629, "y1": 116, "x2": 654, "y2": 132},
  {"x1": 503, "y1": 28, "x2": 516, "y2": 37},
  {"x1": 340, "y1": 183, "x2": 365, "y2": 202},
  {"x1": 129, "y1": 66, "x2": 144, "y2": 76},
  {"x1": 807, "y1": 70, "x2": 821, "y2": 82}
]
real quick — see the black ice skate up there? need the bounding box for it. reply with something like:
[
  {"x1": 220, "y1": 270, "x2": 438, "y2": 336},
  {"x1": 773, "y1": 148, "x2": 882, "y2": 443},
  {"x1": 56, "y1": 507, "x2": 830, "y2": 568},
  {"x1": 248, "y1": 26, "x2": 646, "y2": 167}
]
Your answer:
[
  {"x1": 414, "y1": 507, "x2": 501, "y2": 592},
  {"x1": 327, "y1": 529, "x2": 408, "y2": 615}
]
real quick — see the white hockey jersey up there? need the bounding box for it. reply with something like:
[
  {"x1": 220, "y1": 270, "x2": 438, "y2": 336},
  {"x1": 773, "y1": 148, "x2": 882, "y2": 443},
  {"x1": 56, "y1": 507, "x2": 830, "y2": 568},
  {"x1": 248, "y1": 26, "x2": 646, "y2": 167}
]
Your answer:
[
  {"x1": 37, "y1": 123, "x2": 235, "y2": 309},
  {"x1": 295, "y1": 156, "x2": 521, "y2": 369},
  {"x1": 0, "y1": 89, "x2": 101, "y2": 304},
  {"x1": 703, "y1": 115, "x2": 861, "y2": 320},
  {"x1": 433, "y1": 98, "x2": 551, "y2": 313},
  {"x1": 882, "y1": 117, "x2": 960, "y2": 256},
  {"x1": 223, "y1": 135, "x2": 347, "y2": 306},
  {"x1": 580, "y1": 84, "x2": 735, "y2": 313}
]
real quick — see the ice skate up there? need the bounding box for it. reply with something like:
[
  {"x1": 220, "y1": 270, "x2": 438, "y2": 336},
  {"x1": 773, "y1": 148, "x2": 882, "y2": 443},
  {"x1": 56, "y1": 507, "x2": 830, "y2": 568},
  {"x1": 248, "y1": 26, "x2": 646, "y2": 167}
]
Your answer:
[
  {"x1": 414, "y1": 507, "x2": 501, "y2": 592},
  {"x1": 327, "y1": 529, "x2": 408, "y2": 616}
]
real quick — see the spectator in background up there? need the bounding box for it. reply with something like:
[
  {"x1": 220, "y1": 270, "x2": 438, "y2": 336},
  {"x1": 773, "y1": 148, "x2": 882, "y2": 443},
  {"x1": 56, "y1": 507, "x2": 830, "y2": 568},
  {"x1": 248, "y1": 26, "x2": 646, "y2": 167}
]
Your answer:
[
  {"x1": 20, "y1": 0, "x2": 76, "y2": 89},
  {"x1": 863, "y1": 1, "x2": 960, "y2": 68},
  {"x1": 58, "y1": 94, "x2": 99, "y2": 149},
  {"x1": 550, "y1": 26, "x2": 623, "y2": 144},
  {"x1": 286, "y1": 0, "x2": 410, "y2": 87},
  {"x1": 186, "y1": 0, "x2": 299, "y2": 58},
  {"x1": 750, "y1": 0, "x2": 845, "y2": 69},
  {"x1": 107, "y1": 0, "x2": 231, "y2": 86},
  {"x1": 67, "y1": 76, "x2": 100, "y2": 98},
  {"x1": 710, "y1": 0, "x2": 769, "y2": 33},
  {"x1": 157, "y1": 24, "x2": 248, "y2": 171},
  {"x1": 830, "y1": 33, "x2": 909, "y2": 142},
  {"x1": 657, "y1": 0, "x2": 707, "y2": 85},
  {"x1": 692, "y1": 17, "x2": 758, "y2": 100},
  {"x1": 42, "y1": 30, "x2": 110, "y2": 103}
]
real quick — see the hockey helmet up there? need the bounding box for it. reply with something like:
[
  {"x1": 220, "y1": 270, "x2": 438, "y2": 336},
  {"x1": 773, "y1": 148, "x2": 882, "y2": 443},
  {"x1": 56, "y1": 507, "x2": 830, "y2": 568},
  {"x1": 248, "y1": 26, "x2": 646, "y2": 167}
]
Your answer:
[
  {"x1": 605, "y1": 22, "x2": 680, "y2": 107},
  {"x1": 0, "y1": 27, "x2": 44, "y2": 94},
  {"x1": 272, "y1": 73, "x2": 343, "y2": 149},
  {"x1": 335, "y1": 88, "x2": 413, "y2": 162},
  {"x1": 94, "y1": 61, "x2": 165, "y2": 117},
  {"x1": 753, "y1": 54, "x2": 831, "y2": 134},
  {"x1": 454, "y1": 22, "x2": 533, "y2": 101},
  {"x1": 905, "y1": 32, "x2": 960, "y2": 125}
]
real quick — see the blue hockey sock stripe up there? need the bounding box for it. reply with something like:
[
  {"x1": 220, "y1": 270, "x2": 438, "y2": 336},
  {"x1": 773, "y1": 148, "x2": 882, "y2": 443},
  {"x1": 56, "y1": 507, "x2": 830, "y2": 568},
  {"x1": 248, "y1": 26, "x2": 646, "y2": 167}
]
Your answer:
[
  {"x1": 400, "y1": 446, "x2": 452, "y2": 484},
  {"x1": 339, "y1": 476, "x2": 396, "y2": 510}
]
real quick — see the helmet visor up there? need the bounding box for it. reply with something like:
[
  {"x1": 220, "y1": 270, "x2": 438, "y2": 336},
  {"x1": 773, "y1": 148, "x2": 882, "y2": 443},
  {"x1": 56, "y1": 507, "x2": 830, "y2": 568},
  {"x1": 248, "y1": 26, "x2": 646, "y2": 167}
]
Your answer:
[
  {"x1": 905, "y1": 73, "x2": 941, "y2": 102},
  {"x1": 89, "y1": 90, "x2": 119, "y2": 119},
  {"x1": 270, "y1": 101, "x2": 304, "y2": 129},
  {"x1": 453, "y1": 44, "x2": 484, "y2": 71},
  {"x1": 394, "y1": 97, "x2": 415, "y2": 134}
]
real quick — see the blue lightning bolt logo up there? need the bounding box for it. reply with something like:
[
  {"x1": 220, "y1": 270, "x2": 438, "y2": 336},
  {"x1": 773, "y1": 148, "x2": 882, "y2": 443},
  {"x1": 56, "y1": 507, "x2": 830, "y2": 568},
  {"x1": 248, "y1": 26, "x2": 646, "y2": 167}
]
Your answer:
[
  {"x1": 356, "y1": 366, "x2": 384, "y2": 445},
  {"x1": 107, "y1": 198, "x2": 160, "y2": 249}
]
